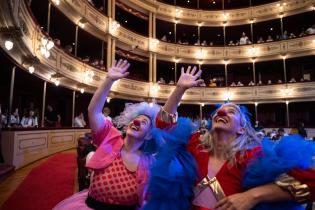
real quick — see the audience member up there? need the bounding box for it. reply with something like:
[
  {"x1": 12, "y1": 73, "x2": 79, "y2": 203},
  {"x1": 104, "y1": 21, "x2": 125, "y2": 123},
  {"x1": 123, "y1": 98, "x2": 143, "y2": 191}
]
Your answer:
[
  {"x1": 289, "y1": 33, "x2": 296, "y2": 39},
  {"x1": 228, "y1": 40, "x2": 235, "y2": 46},
  {"x1": 306, "y1": 24, "x2": 315, "y2": 35},
  {"x1": 169, "y1": 80, "x2": 175, "y2": 85},
  {"x1": 208, "y1": 79, "x2": 217, "y2": 87},
  {"x1": 21, "y1": 110, "x2": 38, "y2": 128},
  {"x1": 257, "y1": 80, "x2": 263, "y2": 85},
  {"x1": 161, "y1": 35, "x2": 167, "y2": 41},
  {"x1": 157, "y1": 77, "x2": 166, "y2": 84},
  {"x1": 201, "y1": 40, "x2": 207, "y2": 46},
  {"x1": 289, "y1": 78, "x2": 296, "y2": 83},
  {"x1": 257, "y1": 37, "x2": 264, "y2": 43},
  {"x1": 239, "y1": 32, "x2": 251, "y2": 45},
  {"x1": 248, "y1": 81, "x2": 255, "y2": 86},
  {"x1": 64, "y1": 45, "x2": 73, "y2": 54},
  {"x1": 102, "y1": 107, "x2": 112, "y2": 122},
  {"x1": 236, "y1": 81, "x2": 244, "y2": 86},
  {"x1": 10, "y1": 108, "x2": 20, "y2": 126},
  {"x1": 74, "y1": 112, "x2": 86, "y2": 128},
  {"x1": 277, "y1": 79, "x2": 282, "y2": 84},
  {"x1": 298, "y1": 122, "x2": 307, "y2": 138},
  {"x1": 267, "y1": 80, "x2": 272, "y2": 85},
  {"x1": 281, "y1": 30, "x2": 288, "y2": 40},
  {"x1": 230, "y1": 82, "x2": 236, "y2": 87},
  {"x1": 45, "y1": 105, "x2": 58, "y2": 127},
  {"x1": 266, "y1": 35, "x2": 274, "y2": 42}
]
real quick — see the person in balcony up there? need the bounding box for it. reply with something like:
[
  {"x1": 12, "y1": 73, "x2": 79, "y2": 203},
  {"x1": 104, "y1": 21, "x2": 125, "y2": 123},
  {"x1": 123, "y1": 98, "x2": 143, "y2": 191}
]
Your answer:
[
  {"x1": 230, "y1": 82, "x2": 236, "y2": 87},
  {"x1": 277, "y1": 79, "x2": 283, "y2": 84},
  {"x1": 281, "y1": 30, "x2": 289, "y2": 40},
  {"x1": 145, "y1": 66, "x2": 315, "y2": 210},
  {"x1": 289, "y1": 78, "x2": 296, "y2": 83},
  {"x1": 257, "y1": 80, "x2": 263, "y2": 85},
  {"x1": 201, "y1": 40, "x2": 207, "y2": 46},
  {"x1": 102, "y1": 107, "x2": 112, "y2": 122},
  {"x1": 236, "y1": 81, "x2": 244, "y2": 86},
  {"x1": 64, "y1": 45, "x2": 73, "y2": 54},
  {"x1": 306, "y1": 24, "x2": 315, "y2": 35},
  {"x1": 267, "y1": 80, "x2": 272, "y2": 85},
  {"x1": 74, "y1": 112, "x2": 86, "y2": 128},
  {"x1": 299, "y1": 28, "x2": 306, "y2": 37},
  {"x1": 266, "y1": 35, "x2": 274, "y2": 42},
  {"x1": 194, "y1": 39, "x2": 201, "y2": 46},
  {"x1": 248, "y1": 81, "x2": 255, "y2": 86},
  {"x1": 45, "y1": 105, "x2": 58, "y2": 127},
  {"x1": 240, "y1": 32, "x2": 250, "y2": 45},
  {"x1": 157, "y1": 77, "x2": 165, "y2": 84},
  {"x1": 228, "y1": 40, "x2": 235, "y2": 46},
  {"x1": 21, "y1": 110, "x2": 38, "y2": 128},
  {"x1": 161, "y1": 35, "x2": 167, "y2": 41},
  {"x1": 257, "y1": 37, "x2": 264, "y2": 44},
  {"x1": 289, "y1": 33, "x2": 296, "y2": 39},
  {"x1": 169, "y1": 80, "x2": 175, "y2": 85},
  {"x1": 209, "y1": 79, "x2": 217, "y2": 87},
  {"x1": 10, "y1": 108, "x2": 20, "y2": 126}
]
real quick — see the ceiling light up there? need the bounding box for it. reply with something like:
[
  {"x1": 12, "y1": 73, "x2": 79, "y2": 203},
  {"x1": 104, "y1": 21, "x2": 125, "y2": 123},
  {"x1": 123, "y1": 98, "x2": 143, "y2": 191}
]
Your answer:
[
  {"x1": 4, "y1": 40, "x2": 13, "y2": 50},
  {"x1": 54, "y1": 78, "x2": 60, "y2": 86},
  {"x1": 80, "y1": 88, "x2": 85, "y2": 94},
  {"x1": 28, "y1": 66, "x2": 35, "y2": 74}
]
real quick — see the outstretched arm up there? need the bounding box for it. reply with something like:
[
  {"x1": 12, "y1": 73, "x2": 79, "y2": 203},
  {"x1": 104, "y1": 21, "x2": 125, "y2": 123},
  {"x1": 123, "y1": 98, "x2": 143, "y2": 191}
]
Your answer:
[
  {"x1": 163, "y1": 66, "x2": 203, "y2": 114},
  {"x1": 215, "y1": 183, "x2": 292, "y2": 210},
  {"x1": 88, "y1": 59, "x2": 130, "y2": 133}
]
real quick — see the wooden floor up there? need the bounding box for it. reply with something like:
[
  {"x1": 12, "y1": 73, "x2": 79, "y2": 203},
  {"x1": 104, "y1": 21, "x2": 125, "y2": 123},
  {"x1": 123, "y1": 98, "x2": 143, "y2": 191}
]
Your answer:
[{"x1": 0, "y1": 150, "x2": 78, "y2": 208}]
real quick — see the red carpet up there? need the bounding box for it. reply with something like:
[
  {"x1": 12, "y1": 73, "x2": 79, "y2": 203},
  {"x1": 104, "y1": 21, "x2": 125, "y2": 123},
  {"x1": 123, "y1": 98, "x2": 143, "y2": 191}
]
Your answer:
[{"x1": 1, "y1": 152, "x2": 77, "y2": 210}]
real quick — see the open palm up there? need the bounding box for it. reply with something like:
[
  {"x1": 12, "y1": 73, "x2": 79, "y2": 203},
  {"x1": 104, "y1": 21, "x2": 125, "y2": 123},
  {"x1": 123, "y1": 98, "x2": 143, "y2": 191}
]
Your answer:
[
  {"x1": 107, "y1": 59, "x2": 130, "y2": 81},
  {"x1": 177, "y1": 66, "x2": 203, "y2": 89}
]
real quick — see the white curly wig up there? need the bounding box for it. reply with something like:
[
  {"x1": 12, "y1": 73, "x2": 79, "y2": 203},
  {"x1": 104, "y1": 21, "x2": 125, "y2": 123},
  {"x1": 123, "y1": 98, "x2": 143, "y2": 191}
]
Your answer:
[{"x1": 113, "y1": 102, "x2": 161, "y2": 129}]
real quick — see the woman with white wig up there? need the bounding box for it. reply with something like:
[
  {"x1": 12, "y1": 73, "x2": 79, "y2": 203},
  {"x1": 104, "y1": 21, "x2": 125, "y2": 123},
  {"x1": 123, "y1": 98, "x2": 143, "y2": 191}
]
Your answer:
[{"x1": 54, "y1": 60, "x2": 162, "y2": 210}]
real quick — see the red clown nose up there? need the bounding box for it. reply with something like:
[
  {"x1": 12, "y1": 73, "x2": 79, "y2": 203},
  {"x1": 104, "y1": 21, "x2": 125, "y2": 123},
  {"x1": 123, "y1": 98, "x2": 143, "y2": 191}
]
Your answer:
[
  {"x1": 133, "y1": 119, "x2": 141, "y2": 126},
  {"x1": 217, "y1": 109, "x2": 227, "y2": 116}
]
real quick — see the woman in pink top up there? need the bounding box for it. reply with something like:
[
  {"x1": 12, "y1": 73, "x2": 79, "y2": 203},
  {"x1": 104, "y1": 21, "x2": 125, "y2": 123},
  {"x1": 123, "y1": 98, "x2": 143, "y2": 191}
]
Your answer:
[{"x1": 54, "y1": 60, "x2": 165, "y2": 210}]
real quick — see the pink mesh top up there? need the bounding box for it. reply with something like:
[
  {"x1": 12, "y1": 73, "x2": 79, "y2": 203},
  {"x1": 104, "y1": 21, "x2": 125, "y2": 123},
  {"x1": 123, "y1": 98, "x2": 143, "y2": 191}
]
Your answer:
[{"x1": 89, "y1": 153, "x2": 138, "y2": 205}]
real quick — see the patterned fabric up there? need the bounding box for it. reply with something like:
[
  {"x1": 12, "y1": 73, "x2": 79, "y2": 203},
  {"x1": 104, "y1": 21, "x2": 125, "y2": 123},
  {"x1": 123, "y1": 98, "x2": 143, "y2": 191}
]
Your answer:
[{"x1": 89, "y1": 153, "x2": 138, "y2": 205}]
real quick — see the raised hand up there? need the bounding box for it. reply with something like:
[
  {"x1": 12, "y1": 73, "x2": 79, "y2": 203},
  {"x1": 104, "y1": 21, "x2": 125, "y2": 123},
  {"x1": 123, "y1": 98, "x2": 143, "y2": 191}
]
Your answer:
[
  {"x1": 107, "y1": 59, "x2": 130, "y2": 81},
  {"x1": 177, "y1": 66, "x2": 203, "y2": 90}
]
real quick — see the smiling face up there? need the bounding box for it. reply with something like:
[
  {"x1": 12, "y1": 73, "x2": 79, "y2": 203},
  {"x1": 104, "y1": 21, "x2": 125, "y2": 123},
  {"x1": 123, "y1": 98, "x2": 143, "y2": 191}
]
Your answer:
[
  {"x1": 212, "y1": 104, "x2": 245, "y2": 135},
  {"x1": 126, "y1": 115, "x2": 152, "y2": 140}
]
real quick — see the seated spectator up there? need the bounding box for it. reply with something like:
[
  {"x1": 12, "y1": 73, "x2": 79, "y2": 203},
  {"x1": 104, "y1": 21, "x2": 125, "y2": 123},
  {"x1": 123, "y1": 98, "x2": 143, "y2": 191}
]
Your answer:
[
  {"x1": 0, "y1": 105, "x2": 6, "y2": 127},
  {"x1": 248, "y1": 81, "x2": 255, "y2": 86},
  {"x1": 74, "y1": 112, "x2": 86, "y2": 128},
  {"x1": 299, "y1": 28, "x2": 306, "y2": 37},
  {"x1": 230, "y1": 82, "x2": 236, "y2": 87},
  {"x1": 199, "y1": 81, "x2": 206, "y2": 87},
  {"x1": 266, "y1": 35, "x2": 274, "y2": 42},
  {"x1": 281, "y1": 30, "x2": 288, "y2": 40},
  {"x1": 257, "y1": 80, "x2": 263, "y2": 85},
  {"x1": 228, "y1": 40, "x2": 235, "y2": 46},
  {"x1": 10, "y1": 108, "x2": 20, "y2": 126},
  {"x1": 236, "y1": 81, "x2": 244, "y2": 86},
  {"x1": 298, "y1": 122, "x2": 307, "y2": 138},
  {"x1": 267, "y1": 80, "x2": 272, "y2": 85},
  {"x1": 91, "y1": 59, "x2": 99, "y2": 67},
  {"x1": 194, "y1": 39, "x2": 200, "y2": 46},
  {"x1": 300, "y1": 78, "x2": 304, "y2": 82},
  {"x1": 21, "y1": 110, "x2": 38, "y2": 128},
  {"x1": 82, "y1": 56, "x2": 90, "y2": 63},
  {"x1": 54, "y1": 39, "x2": 61, "y2": 46},
  {"x1": 275, "y1": 35, "x2": 281, "y2": 41},
  {"x1": 277, "y1": 127, "x2": 288, "y2": 138},
  {"x1": 306, "y1": 24, "x2": 315, "y2": 35},
  {"x1": 102, "y1": 107, "x2": 112, "y2": 122},
  {"x1": 201, "y1": 40, "x2": 207, "y2": 46},
  {"x1": 277, "y1": 79, "x2": 283, "y2": 84},
  {"x1": 97, "y1": 60, "x2": 106, "y2": 70},
  {"x1": 208, "y1": 79, "x2": 217, "y2": 87},
  {"x1": 98, "y1": 6, "x2": 104, "y2": 12},
  {"x1": 45, "y1": 105, "x2": 58, "y2": 127},
  {"x1": 234, "y1": 41, "x2": 240, "y2": 46},
  {"x1": 289, "y1": 33, "x2": 296, "y2": 39},
  {"x1": 169, "y1": 80, "x2": 175, "y2": 85},
  {"x1": 177, "y1": 39, "x2": 182, "y2": 44},
  {"x1": 157, "y1": 77, "x2": 165, "y2": 84},
  {"x1": 209, "y1": 42, "x2": 214, "y2": 46},
  {"x1": 64, "y1": 45, "x2": 73, "y2": 54},
  {"x1": 161, "y1": 35, "x2": 167, "y2": 41},
  {"x1": 87, "y1": 0, "x2": 95, "y2": 6},
  {"x1": 240, "y1": 32, "x2": 250, "y2": 45},
  {"x1": 257, "y1": 37, "x2": 264, "y2": 43},
  {"x1": 289, "y1": 78, "x2": 296, "y2": 83}
]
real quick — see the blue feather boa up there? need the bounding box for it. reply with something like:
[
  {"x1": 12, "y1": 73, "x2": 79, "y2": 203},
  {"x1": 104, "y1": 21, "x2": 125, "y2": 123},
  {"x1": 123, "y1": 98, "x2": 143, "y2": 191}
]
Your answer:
[
  {"x1": 243, "y1": 135, "x2": 315, "y2": 210},
  {"x1": 142, "y1": 117, "x2": 197, "y2": 210}
]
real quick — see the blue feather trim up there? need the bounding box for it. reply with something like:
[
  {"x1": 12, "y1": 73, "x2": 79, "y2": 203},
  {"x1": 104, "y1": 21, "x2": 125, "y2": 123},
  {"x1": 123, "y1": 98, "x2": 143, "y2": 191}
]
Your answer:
[
  {"x1": 243, "y1": 135, "x2": 315, "y2": 210},
  {"x1": 142, "y1": 117, "x2": 198, "y2": 210}
]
